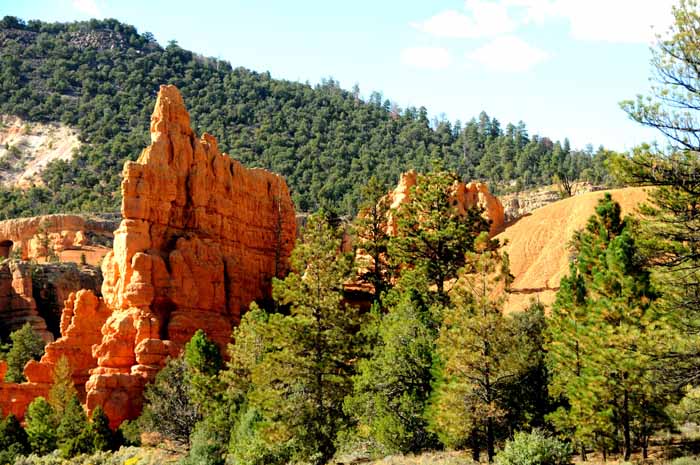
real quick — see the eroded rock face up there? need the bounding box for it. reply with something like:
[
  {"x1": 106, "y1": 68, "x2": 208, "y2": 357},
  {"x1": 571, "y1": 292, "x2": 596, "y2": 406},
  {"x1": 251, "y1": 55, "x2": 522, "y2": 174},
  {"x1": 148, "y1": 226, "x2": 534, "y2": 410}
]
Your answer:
[
  {"x1": 0, "y1": 261, "x2": 53, "y2": 342},
  {"x1": 386, "y1": 170, "x2": 505, "y2": 236},
  {"x1": 79, "y1": 85, "x2": 296, "y2": 427},
  {"x1": 31, "y1": 263, "x2": 102, "y2": 338},
  {"x1": 24, "y1": 289, "x2": 111, "y2": 391},
  {"x1": 0, "y1": 213, "x2": 116, "y2": 265},
  {"x1": 0, "y1": 85, "x2": 296, "y2": 426},
  {"x1": 0, "y1": 289, "x2": 111, "y2": 420}
]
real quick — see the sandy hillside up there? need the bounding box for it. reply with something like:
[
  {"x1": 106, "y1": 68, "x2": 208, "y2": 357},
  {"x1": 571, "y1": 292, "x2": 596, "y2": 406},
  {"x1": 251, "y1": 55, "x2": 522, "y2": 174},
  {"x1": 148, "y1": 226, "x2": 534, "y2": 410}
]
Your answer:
[
  {"x1": 497, "y1": 187, "x2": 649, "y2": 314},
  {"x1": 0, "y1": 114, "x2": 80, "y2": 188}
]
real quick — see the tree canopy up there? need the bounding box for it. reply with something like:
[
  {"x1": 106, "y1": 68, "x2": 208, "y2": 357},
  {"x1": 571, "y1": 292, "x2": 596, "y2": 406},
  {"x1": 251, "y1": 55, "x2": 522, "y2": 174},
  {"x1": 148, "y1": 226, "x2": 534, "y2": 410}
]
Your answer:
[{"x1": 0, "y1": 16, "x2": 612, "y2": 218}]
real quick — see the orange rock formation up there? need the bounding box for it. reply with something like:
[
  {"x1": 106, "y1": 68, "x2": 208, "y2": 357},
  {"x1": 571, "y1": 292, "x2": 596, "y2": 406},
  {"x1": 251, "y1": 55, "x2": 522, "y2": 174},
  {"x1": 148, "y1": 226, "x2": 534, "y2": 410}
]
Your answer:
[
  {"x1": 0, "y1": 85, "x2": 296, "y2": 427},
  {"x1": 0, "y1": 261, "x2": 53, "y2": 342},
  {"x1": 0, "y1": 214, "x2": 116, "y2": 265},
  {"x1": 386, "y1": 170, "x2": 505, "y2": 236},
  {"x1": 497, "y1": 187, "x2": 649, "y2": 314}
]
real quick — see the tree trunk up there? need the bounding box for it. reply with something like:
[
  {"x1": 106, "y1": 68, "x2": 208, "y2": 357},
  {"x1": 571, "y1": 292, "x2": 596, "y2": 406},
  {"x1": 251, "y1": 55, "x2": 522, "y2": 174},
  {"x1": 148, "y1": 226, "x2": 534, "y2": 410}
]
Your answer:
[
  {"x1": 487, "y1": 417, "x2": 495, "y2": 462},
  {"x1": 581, "y1": 444, "x2": 587, "y2": 462},
  {"x1": 623, "y1": 389, "x2": 632, "y2": 461},
  {"x1": 471, "y1": 429, "x2": 481, "y2": 462}
]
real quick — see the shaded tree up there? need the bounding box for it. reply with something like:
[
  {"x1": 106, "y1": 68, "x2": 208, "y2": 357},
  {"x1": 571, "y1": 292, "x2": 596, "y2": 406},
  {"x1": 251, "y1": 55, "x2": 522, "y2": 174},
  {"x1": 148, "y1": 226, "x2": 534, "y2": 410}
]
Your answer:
[
  {"x1": 0, "y1": 414, "x2": 29, "y2": 464},
  {"x1": 140, "y1": 357, "x2": 199, "y2": 446},
  {"x1": 353, "y1": 176, "x2": 392, "y2": 299}
]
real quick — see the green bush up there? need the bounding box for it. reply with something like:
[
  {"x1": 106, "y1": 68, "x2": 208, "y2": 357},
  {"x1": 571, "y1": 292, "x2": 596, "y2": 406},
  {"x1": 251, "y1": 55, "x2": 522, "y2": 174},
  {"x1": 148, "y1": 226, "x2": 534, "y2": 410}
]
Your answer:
[
  {"x1": 495, "y1": 430, "x2": 572, "y2": 465},
  {"x1": 671, "y1": 457, "x2": 700, "y2": 465},
  {"x1": 117, "y1": 419, "x2": 141, "y2": 447}
]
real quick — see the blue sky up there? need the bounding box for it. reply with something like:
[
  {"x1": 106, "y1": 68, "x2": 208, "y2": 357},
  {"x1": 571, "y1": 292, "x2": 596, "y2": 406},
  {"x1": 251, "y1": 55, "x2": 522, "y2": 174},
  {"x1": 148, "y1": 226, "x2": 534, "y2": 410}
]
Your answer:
[{"x1": 2, "y1": 0, "x2": 678, "y2": 151}]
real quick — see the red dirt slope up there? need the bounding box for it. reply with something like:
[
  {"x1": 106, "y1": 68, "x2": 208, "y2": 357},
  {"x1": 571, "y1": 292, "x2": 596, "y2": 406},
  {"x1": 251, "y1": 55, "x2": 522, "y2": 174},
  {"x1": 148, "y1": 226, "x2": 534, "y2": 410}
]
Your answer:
[{"x1": 496, "y1": 187, "x2": 649, "y2": 314}]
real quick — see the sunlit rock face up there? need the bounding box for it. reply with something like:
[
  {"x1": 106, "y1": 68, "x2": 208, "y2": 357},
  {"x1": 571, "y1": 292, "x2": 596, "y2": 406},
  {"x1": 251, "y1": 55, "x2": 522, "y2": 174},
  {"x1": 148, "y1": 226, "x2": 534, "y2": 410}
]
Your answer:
[{"x1": 0, "y1": 85, "x2": 297, "y2": 428}]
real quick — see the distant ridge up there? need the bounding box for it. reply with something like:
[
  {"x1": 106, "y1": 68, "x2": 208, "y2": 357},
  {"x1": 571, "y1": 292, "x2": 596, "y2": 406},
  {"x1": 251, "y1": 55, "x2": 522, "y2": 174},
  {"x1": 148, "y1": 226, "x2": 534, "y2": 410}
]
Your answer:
[{"x1": 0, "y1": 15, "x2": 611, "y2": 218}]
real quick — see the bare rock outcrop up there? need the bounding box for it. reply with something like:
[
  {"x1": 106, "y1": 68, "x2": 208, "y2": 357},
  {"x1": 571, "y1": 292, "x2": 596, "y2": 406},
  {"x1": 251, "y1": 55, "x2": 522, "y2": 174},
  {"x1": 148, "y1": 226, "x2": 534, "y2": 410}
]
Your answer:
[
  {"x1": 0, "y1": 213, "x2": 116, "y2": 265},
  {"x1": 0, "y1": 114, "x2": 80, "y2": 188},
  {"x1": 0, "y1": 85, "x2": 297, "y2": 426},
  {"x1": 500, "y1": 182, "x2": 603, "y2": 223},
  {"x1": 90, "y1": 85, "x2": 295, "y2": 426},
  {"x1": 386, "y1": 170, "x2": 505, "y2": 236}
]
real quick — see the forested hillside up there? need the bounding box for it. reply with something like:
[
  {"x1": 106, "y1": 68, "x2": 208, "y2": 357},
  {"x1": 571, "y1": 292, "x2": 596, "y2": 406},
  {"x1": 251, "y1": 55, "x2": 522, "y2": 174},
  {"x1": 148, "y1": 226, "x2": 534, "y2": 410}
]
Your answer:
[{"x1": 0, "y1": 16, "x2": 612, "y2": 217}]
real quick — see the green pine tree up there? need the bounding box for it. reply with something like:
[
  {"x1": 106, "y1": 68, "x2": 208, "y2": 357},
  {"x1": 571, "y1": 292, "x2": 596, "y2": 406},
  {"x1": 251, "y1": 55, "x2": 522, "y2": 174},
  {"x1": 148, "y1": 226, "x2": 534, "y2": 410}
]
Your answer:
[
  {"x1": 389, "y1": 169, "x2": 492, "y2": 302},
  {"x1": 225, "y1": 305, "x2": 293, "y2": 465},
  {"x1": 25, "y1": 396, "x2": 57, "y2": 455},
  {"x1": 4, "y1": 323, "x2": 45, "y2": 383},
  {"x1": 430, "y1": 233, "x2": 521, "y2": 462},
  {"x1": 546, "y1": 194, "x2": 673, "y2": 460},
  {"x1": 345, "y1": 275, "x2": 439, "y2": 455},
  {"x1": 57, "y1": 395, "x2": 91, "y2": 458},
  {"x1": 183, "y1": 330, "x2": 228, "y2": 465},
  {"x1": 245, "y1": 213, "x2": 361, "y2": 465}
]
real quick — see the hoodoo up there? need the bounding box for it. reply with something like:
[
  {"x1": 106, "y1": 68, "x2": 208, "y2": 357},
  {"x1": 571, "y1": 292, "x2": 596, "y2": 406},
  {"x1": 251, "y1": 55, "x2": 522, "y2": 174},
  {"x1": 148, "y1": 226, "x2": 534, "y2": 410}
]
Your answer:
[
  {"x1": 386, "y1": 169, "x2": 505, "y2": 237},
  {"x1": 0, "y1": 85, "x2": 297, "y2": 427}
]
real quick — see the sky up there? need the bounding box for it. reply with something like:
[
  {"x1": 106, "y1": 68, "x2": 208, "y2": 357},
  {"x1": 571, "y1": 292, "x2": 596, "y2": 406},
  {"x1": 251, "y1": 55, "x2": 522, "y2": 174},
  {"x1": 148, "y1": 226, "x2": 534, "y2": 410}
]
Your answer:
[{"x1": 1, "y1": 0, "x2": 679, "y2": 152}]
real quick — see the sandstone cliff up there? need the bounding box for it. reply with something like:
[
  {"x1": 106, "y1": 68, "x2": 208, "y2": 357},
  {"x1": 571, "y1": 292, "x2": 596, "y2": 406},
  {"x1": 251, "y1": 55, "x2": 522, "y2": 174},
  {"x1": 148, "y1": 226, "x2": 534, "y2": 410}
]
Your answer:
[
  {"x1": 497, "y1": 187, "x2": 648, "y2": 314},
  {"x1": 84, "y1": 85, "x2": 295, "y2": 425},
  {"x1": 0, "y1": 213, "x2": 117, "y2": 265},
  {"x1": 0, "y1": 85, "x2": 297, "y2": 427}
]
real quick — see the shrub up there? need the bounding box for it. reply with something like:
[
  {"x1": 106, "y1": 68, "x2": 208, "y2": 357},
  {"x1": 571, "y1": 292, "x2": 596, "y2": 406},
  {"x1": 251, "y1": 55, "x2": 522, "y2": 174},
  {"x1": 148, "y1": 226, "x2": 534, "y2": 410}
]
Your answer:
[
  {"x1": 117, "y1": 419, "x2": 141, "y2": 447},
  {"x1": 495, "y1": 430, "x2": 572, "y2": 465},
  {"x1": 671, "y1": 457, "x2": 700, "y2": 465}
]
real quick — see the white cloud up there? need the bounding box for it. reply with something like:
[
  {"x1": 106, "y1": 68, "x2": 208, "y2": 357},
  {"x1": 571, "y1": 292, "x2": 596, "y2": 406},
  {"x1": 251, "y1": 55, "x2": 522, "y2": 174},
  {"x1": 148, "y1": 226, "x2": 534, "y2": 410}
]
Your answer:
[
  {"x1": 400, "y1": 47, "x2": 452, "y2": 70},
  {"x1": 411, "y1": 1, "x2": 516, "y2": 39},
  {"x1": 413, "y1": 0, "x2": 675, "y2": 44},
  {"x1": 505, "y1": 0, "x2": 676, "y2": 43},
  {"x1": 466, "y1": 36, "x2": 549, "y2": 72},
  {"x1": 72, "y1": 0, "x2": 102, "y2": 18}
]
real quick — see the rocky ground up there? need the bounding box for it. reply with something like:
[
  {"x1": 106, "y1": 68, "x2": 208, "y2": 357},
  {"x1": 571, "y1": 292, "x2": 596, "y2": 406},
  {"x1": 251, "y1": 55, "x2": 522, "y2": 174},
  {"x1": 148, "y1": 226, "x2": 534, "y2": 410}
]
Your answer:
[{"x1": 0, "y1": 115, "x2": 80, "y2": 188}]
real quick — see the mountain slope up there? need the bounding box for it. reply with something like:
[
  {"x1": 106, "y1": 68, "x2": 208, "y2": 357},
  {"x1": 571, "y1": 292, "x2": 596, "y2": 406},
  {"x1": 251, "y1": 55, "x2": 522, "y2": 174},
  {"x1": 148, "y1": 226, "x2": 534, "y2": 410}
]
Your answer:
[
  {"x1": 0, "y1": 16, "x2": 611, "y2": 218},
  {"x1": 497, "y1": 187, "x2": 649, "y2": 313}
]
